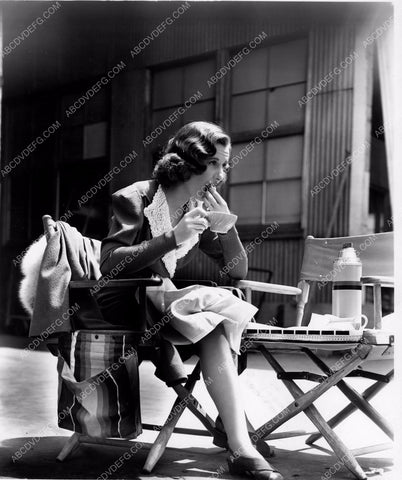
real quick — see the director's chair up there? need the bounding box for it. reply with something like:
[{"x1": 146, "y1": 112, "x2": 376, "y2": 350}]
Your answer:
[
  {"x1": 238, "y1": 232, "x2": 394, "y2": 480},
  {"x1": 34, "y1": 215, "x2": 269, "y2": 473}
]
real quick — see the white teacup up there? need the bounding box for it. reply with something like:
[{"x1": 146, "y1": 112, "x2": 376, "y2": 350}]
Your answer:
[
  {"x1": 309, "y1": 313, "x2": 368, "y2": 331},
  {"x1": 207, "y1": 211, "x2": 238, "y2": 234}
]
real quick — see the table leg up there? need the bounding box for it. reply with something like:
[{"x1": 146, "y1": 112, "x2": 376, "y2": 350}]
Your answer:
[{"x1": 254, "y1": 345, "x2": 371, "y2": 479}]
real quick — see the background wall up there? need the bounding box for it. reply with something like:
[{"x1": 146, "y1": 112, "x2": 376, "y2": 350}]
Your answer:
[{"x1": 0, "y1": 1, "x2": 393, "y2": 331}]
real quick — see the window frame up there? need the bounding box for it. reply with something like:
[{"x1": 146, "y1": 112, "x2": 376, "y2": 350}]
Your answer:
[
  {"x1": 224, "y1": 35, "x2": 308, "y2": 237},
  {"x1": 145, "y1": 34, "x2": 308, "y2": 240},
  {"x1": 145, "y1": 51, "x2": 220, "y2": 167}
]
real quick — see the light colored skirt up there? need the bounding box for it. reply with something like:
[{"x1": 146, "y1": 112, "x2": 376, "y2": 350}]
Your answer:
[{"x1": 147, "y1": 278, "x2": 258, "y2": 354}]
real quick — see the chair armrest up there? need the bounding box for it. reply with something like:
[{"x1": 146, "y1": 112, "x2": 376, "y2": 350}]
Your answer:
[
  {"x1": 361, "y1": 276, "x2": 394, "y2": 287},
  {"x1": 361, "y1": 276, "x2": 394, "y2": 330},
  {"x1": 173, "y1": 279, "x2": 217, "y2": 288},
  {"x1": 69, "y1": 278, "x2": 163, "y2": 289},
  {"x1": 236, "y1": 279, "x2": 302, "y2": 296}
]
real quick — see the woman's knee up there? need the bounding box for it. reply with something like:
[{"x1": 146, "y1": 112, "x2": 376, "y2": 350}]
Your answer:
[{"x1": 200, "y1": 324, "x2": 226, "y2": 345}]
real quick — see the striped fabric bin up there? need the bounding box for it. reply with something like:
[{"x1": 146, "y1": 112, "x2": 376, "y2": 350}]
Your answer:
[{"x1": 56, "y1": 330, "x2": 142, "y2": 439}]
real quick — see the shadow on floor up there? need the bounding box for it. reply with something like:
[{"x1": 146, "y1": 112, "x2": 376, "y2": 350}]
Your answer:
[{"x1": 0, "y1": 436, "x2": 393, "y2": 480}]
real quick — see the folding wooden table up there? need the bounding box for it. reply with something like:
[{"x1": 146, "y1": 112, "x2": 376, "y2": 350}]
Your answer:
[{"x1": 242, "y1": 327, "x2": 394, "y2": 480}]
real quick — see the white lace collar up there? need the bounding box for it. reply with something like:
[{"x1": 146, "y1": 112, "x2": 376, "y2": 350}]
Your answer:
[{"x1": 143, "y1": 184, "x2": 199, "y2": 277}]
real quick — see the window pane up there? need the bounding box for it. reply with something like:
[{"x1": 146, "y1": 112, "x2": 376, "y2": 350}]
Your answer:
[
  {"x1": 183, "y1": 100, "x2": 215, "y2": 124},
  {"x1": 231, "y1": 91, "x2": 267, "y2": 133},
  {"x1": 151, "y1": 107, "x2": 182, "y2": 148},
  {"x1": 230, "y1": 141, "x2": 265, "y2": 183},
  {"x1": 61, "y1": 126, "x2": 83, "y2": 161},
  {"x1": 266, "y1": 135, "x2": 303, "y2": 180},
  {"x1": 153, "y1": 66, "x2": 183, "y2": 109},
  {"x1": 265, "y1": 179, "x2": 301, "y2": 224},
  {"x1": 269, "y1": 38, "x2": 308, "y2": 87},
  {"x1": 184, "y1": 59, "x2": 216, "y2": 100},
  {"x1": 152, "y1": 107, "x2": 181, "y2": 130},
  {"x1": 230, "y1": 184, "x2": 262, "y2": 224},
  {"x1": 83, "y1": 122, "x2": 108, "y2": 159},
  {"x1": 267, "y1": 83, "x2": 305, "y2": 129},
  {"x1": 231, "y1": 47, "x2": 268, "y2": 94}
]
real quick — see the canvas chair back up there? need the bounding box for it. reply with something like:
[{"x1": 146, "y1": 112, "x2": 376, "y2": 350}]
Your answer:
[
  {"x1": 296, "y1": 232, "x2": 394, "y2": 327},
  {"x1": 300, "y1": 232, "x2": 393, "y2": 281}
]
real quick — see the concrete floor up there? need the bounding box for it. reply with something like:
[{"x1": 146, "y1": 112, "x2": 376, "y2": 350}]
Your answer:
[{"x1": 0, "y1": 334, "x2": 395, "y2": 480}]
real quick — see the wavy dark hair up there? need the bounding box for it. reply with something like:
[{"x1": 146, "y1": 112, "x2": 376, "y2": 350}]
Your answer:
[{"x1": 152, "y1": 121, "x2": 231, "y2": 188}]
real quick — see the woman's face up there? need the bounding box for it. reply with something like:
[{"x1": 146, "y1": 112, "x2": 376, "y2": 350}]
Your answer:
[{"x1": 198, "y1": 144, "x2": 231, "y2": 193}]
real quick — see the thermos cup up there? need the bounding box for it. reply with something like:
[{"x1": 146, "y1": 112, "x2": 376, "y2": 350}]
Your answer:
[{"x1": 332, "y1": 243, "x2": 363, "y2": 321}]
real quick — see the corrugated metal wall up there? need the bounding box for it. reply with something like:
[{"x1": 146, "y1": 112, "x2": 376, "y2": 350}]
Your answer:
[
  {"x1": 305, "y1": 26, "x2": 355, "y2": 238},
  {"x1": 302, "y1": 26, "x2": 356, "y2": 306}
]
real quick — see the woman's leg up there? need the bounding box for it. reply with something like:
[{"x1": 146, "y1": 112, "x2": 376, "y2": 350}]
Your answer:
[{"x1": 198, "y1": 324, "x2": 261, "y2": 458}]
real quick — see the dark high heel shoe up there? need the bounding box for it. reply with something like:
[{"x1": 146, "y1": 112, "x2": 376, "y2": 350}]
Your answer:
[
  {"x1": 227, "y1": 453, "x2": 284, "y2": 480},
  {"x1": 213, "y1": 417, "x2": 273, "y2": 458},
  {"x1": 212, "y1": 416, "x2": 229, "y2": 449}
]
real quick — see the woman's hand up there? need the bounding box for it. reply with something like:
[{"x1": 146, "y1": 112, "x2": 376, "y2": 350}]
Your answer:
[
  {"x1": 202, "y1": 186, "x2": 230, "y2": 214},
  {"x1": 173, "y1": 206, "x2": 209, "y2": 245}
]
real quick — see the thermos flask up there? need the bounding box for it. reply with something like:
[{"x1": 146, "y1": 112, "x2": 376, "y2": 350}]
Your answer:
[{"x1": 332, "y1": 243, "x2": 362, "y2": 319}]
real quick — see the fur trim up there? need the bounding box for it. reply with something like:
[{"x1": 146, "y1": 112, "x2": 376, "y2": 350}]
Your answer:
[{"x1": 19, "y1": 235, "x2": 47, "y2": 317}]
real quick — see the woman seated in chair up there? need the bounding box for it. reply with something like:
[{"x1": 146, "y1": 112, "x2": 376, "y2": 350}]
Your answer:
[{"x1": 98, "y1": 121, "x2": 283, "y2": 480}]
